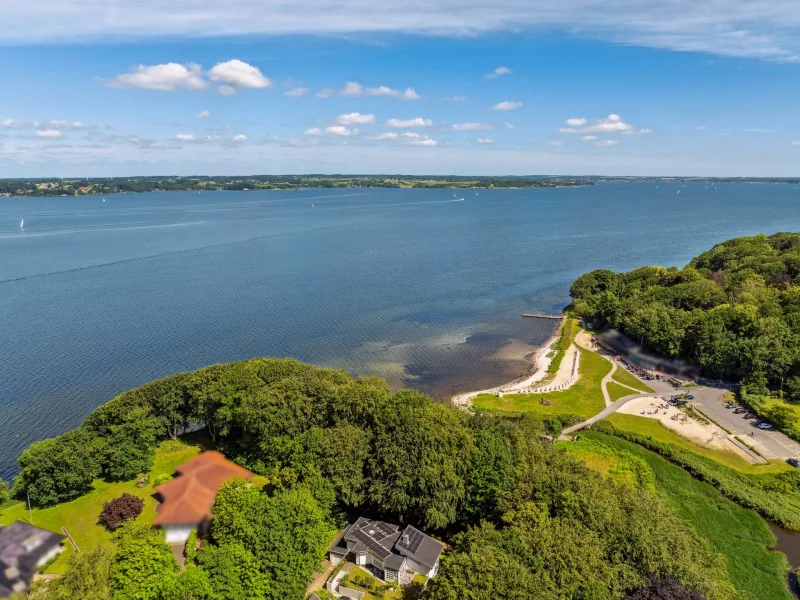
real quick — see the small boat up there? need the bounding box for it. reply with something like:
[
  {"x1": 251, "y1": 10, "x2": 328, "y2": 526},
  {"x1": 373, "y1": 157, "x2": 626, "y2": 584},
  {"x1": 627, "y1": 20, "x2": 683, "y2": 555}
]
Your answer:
[
  {"x1": 20, "y1": 219, "x2": 24, "y2": 230},
  {"x1": 677, "y1": 190, "x2": 681, "y2": 194},
  {"x1": 455, "y1": 197, "x2": 465, "y2": 202},
  {"x1": 102, "y1": 197, "x2": 106, "y2": 202}
]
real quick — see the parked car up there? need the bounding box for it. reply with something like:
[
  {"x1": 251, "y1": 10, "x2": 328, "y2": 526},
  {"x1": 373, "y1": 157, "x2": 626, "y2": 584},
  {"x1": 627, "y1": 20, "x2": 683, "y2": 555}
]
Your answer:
[
  {"x1": 757, "y1": 422, "x2": 773, "y2": 430},
  {"x1": 788, "y1": 459, "x2": 800, "y2": 468},
  {"x1": 685, "y1": 394, "x2": 694, "y2": 400}
]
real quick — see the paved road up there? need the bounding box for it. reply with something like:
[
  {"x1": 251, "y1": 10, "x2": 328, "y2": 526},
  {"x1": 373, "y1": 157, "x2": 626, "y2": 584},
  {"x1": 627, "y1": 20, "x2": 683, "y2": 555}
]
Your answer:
[
  {"x1": 561, "y1": 393, "x2": 653, "y2": 437},
  {"x1": 638, "y1": 378, "x2": 800, "y2": 460}
]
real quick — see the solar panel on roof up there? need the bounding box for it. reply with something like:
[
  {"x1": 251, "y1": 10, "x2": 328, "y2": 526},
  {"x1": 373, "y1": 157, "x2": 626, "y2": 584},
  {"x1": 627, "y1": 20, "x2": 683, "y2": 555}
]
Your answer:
[
  {"x1": 354, "y1": 529, "x2": 392, "y2": 559},
  {"x1": 374, "y1": 521, "x2": 398, "y2": 537},
  {"x1": 397, "y1": 526, "x2": 424, "y2": 554}
]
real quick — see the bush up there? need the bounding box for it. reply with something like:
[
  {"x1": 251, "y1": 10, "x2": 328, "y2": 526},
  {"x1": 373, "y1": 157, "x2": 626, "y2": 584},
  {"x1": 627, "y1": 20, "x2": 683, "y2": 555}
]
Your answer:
[
  {"x1": 153, "y1": 473, "x2": 172, "y2": 487},
  {"x1": 99, "y1": 493, "x2": 145, "y2": 531},
  {"x1": 185, "y1": 529, "x2": 198, "y2": 564}
]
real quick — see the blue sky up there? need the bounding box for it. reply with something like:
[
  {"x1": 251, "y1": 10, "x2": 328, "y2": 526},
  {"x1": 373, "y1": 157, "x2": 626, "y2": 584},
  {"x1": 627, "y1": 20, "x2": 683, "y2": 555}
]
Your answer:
[{"x1": 3, "y1": 1, "x2": 800, "y2": 176}]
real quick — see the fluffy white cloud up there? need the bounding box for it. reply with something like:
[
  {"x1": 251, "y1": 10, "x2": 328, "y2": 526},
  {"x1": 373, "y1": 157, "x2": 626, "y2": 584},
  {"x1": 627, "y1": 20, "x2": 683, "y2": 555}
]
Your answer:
[
  {"x1": 560, "y1": 114, "x2": 635, "y2": 133},
  {"x1": 582, "y1": 135, "x2": 598, "y2": 141},
  {"x1": 218, "y1": 86, "x2": 236, "y2": 96},
  {"x1": 335, "y1": 112, "x2": 376, "y2": 125},
  {"x1": 547, "y1": 140, "x2": 564, "y2": 146},
  {"x1": 492, "y1": 101, "x2": 523, "y2": 111},
  {"x1": 367, "y1": 132, "x2": 400, "y2": 140},
  {"x1": 477, "y1": 138, "x2": 494, "y2": 144},
  {"x1": 176, "y1": 133, "x2": 196, "y2": 141},
  {"x1": 452, "y1": 122, "x2": 493, "y2": 131},
  {"x1": 400, "y1": 132, "x2": 436, "y2": 146},
  {"x1": 595, "y1": 139, "x2": 619, "y2": 146},
  {"x1": 486, "y1": 66, "x2": 512, "y2": 78},
  {"x1": 386, "y1": 117, "x2": 432, "y2": 127},
  {"x1": 106, "y1": 62, "x2": 208, "y2": 91},
  {"x1": 285, "y1": 87, "x2": 309, "y2": 96},
  {"x1": 208, "y1": 59, "x2": 271, "y2": 90},
  {"x1": 621, "y1": 128, "x2": 653, "y2": 135},
  {"x1": 36, "y1": 129, "x2": 61, "y2": 138},
  {"x1": 504, "y1": 122, "x2": 515, "y2": 129},
  {"x1": 233, "y1": 134, "x2": 247, "y2": 141},
  {"x1": 196, "y1": 110, "x2": 211, "y2": 118},
  {"x1": 316, "y1": 88, "x2": 333, "y2": 99},
  {"x1": 305, "y1": 126, "x2": 358, "y2": 137},
  {"x1": 367, "y1": 86, "x2": 420, "y2": 100},
  {"x1": 340, "y1": 82, "x2": 363, "y2": 97},
  {"x1": 45, "y1": 120, "x2": 83, "y2": 128}
]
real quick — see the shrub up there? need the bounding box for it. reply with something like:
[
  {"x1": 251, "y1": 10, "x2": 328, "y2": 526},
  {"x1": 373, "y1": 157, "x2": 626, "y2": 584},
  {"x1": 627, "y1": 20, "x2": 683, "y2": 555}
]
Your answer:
[
  {"x1": 153, "y1": 473, "x2": 172, "y2": 487},
  {"x1": 185, "y1": 529, "x2": 198, "y2": 564},
  {"x1": 99, "y1": 493, "x2": 145, "y2": 531}
]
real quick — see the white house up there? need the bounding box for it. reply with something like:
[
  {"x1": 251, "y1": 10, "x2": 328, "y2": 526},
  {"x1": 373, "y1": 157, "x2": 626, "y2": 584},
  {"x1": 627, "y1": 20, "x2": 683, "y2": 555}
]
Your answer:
[
  {"x1": 0, "y1": 522, "x2": 64, "y2": 596},
  {"x1": 328, "y1": 517, "x2": 443, "y2": 583}
]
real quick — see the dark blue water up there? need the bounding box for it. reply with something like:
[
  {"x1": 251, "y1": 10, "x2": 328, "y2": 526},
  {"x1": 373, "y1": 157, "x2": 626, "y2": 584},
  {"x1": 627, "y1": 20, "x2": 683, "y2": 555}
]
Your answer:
[{"x1": 2, "y1": 182, "x2": 800, "y2": 479}]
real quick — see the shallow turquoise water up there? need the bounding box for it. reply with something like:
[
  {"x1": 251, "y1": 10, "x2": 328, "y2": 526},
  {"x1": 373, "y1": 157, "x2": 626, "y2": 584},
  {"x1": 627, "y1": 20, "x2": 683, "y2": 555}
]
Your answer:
[{"x1": 2, "y1": 182, "x2": 800, "y2": 477}]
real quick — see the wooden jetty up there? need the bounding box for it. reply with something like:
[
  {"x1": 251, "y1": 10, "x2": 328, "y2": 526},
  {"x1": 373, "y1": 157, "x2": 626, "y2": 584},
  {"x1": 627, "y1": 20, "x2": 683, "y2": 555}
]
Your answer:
[{"x1": 522, "y1": 313, "x2": 564, "y2": 320}]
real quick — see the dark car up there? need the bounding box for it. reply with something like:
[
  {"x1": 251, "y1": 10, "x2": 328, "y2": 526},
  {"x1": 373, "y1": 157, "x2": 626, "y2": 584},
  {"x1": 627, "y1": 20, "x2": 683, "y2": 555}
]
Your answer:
[
  {"x1": 787, "y1": 459, "x2": 800, "y2": 468},
  {"x1": 686, "y1": 394, "x2": 694, "y2": 400}
]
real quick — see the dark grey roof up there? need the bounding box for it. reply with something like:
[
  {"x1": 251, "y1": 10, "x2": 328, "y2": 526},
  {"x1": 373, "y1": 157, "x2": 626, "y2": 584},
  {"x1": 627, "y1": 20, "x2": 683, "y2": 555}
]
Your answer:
[
  {"x1": 383, "y1": 553, "x2": 406, "y2": 570},
  {"x1": 395, "y1": 525, "x2": 443, "y2": 570},
  {"x1": 0, "y1": 522, "x2": 64, "y2": 595}
]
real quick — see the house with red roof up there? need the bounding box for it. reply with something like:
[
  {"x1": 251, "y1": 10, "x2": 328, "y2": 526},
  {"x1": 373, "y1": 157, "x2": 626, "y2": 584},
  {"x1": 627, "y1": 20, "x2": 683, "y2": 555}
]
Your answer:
[{"x1": 153, "y1": 450, "x2": 253, "y2": 543}]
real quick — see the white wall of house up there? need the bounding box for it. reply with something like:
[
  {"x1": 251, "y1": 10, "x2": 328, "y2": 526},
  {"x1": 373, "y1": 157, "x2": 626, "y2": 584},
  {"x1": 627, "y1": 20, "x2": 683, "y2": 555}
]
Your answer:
[
  {"x1": 163, "y1": 525, "x2": 195, "y2": 544},
  {"x1": 405, "y1": 557, "x2": 437, "y2": 578},
  {"x1": 357, "y1": 552, "x2": 367, "y2": 566},
  {"x1": 329, "y1": 552, "x2": 344, "y2": 565},
  {"x1": 36, "y1": 545, "x2": 62, "y2": 567}
]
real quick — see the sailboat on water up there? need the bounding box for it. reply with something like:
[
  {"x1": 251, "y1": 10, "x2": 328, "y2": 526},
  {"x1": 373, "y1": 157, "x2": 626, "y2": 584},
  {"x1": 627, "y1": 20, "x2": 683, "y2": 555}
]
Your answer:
[{"x1": 20, "y1": 219, "x2": 24, "y2": 230}]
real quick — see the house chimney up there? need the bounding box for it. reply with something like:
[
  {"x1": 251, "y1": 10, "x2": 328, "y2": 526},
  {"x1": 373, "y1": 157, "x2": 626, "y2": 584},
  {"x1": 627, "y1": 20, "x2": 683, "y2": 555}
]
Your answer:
[{"x1": 402, "y1": 534, "x2": 409, "y2": 545}]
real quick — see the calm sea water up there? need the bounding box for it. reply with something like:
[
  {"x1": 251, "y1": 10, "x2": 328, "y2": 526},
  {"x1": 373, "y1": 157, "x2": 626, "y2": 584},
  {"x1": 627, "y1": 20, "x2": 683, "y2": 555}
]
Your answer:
[{"x1": 2, "y1": 182, "x2": 800, "y2": 479}]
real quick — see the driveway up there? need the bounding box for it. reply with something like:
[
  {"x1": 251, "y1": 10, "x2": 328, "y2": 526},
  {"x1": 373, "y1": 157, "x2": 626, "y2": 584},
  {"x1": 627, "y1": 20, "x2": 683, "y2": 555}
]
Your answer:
[{"x1": 644, "y1": 378, "x2": 800, "y2": 460}]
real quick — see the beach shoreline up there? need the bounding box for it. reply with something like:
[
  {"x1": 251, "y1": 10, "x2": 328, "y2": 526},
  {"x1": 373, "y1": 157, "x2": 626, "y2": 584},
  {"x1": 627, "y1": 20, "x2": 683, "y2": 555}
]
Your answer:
[{"x1": 452, "y1": 319, "x2": 564, "y2": 407}]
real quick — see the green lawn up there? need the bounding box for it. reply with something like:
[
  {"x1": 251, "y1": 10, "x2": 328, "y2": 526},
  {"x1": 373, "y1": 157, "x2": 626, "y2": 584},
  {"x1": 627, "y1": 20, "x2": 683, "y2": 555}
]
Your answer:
[
  {"x1": 473, "y1": 345, "x2": 609, "y2": 418},
  {"x1": 610, "y1": 367, "x2": 654, "y2": 393},
  {"x1": 341, "y1": 565, "x2": 424, "y2": 600},
  {"x1": 607, "y1": 413, "x2": 790, "y2": 475},
  {"x1": 762, "y1": 397, "x2": 800, "y2": 426},
  {"x1": 578, "y1": 432, "x2": 792, "y2": 600},
  {"x1": 607, "y1": 381, "x2": 638, "y2": 402},
  {"x1": 0, "y1": 436, "x2": 208, "y2": 573}
]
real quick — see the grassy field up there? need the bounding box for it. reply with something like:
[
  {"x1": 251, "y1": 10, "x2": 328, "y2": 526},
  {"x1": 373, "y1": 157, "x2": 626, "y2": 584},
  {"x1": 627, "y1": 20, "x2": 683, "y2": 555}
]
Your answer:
[
  {"x1": 577, "y1": 432, "x2": 792, "y2": 600},
  {"x1": 607, "y1": 381, "x2": 638, "y2": 402},
  {"x1": 0, "y1": 435, "x2": 209, "y2": 573},
  {"x1": 762, "y1": 397, "x2": 800, "y2": 425},
  {"x1": 606, "y1": 413, "x2": 790, "y2": 475},
  {"x1": 610, "y1": 367, "x2": 655, "y2": 393},
  {"x1": 473, "y1": 345, "x2": 609, "y2": 417}
]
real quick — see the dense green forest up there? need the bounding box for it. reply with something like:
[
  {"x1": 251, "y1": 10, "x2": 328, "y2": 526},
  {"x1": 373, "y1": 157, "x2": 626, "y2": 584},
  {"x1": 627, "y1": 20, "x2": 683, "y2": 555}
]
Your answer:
[
  {"x1": 12, "y1": 358, "x2": 736, "y2": 600},
  {"x1": 570, "y1": 232, "x2": 800, "y2": 391}
]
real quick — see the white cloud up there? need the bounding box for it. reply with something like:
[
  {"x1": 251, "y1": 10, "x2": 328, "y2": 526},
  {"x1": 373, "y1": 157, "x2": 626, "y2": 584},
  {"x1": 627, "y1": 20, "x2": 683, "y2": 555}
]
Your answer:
[
  {"x1": 340, "y1": 82, "x2": 363, "y2": 97},
  {"x1": 560, "y1": 114, "x2": 635, "y2": 133},
  {"x1": 386, "y1": 117, "x2": 432, "y2": 127},
  {"x1": 218, "y1": 86, "x2": 236, "y2": 96},
  {"x1": 445, "y1": 96, "x2": 467, "y2": 102},
  {"x1": 367, "y1": 86, "x2": 420, "y2": 100},
  {"x1": 547, "y1": 141, "x2": 564, "y2": 146},
  {"x1": 316, "y1": 88, "x2": 333, "y2": 99},
  {"x1": 45, "y1": 120, "x2": 83, "y2": 128},
  {"x1": 36, "y1": 129, "x2": 61, "y2": 138},
  {"x1": 233, "y1": 134, "x2": 247, "y2": 141},
  {"x1": 10, "y1": 3, "x2": 800, "y2": 63},
  {"x1": 196, "y1": 110, "x2": 211, "y2": 118},
  {"x1": 285, "y1": 87, "x2": 309, "y2": 97},
  {"x1": 595, "y1": 139, "x2": 619, "y2": 146},
  {"x1": 485, "y1": 66, "x2": 512, "y2": 78},
  {"x1": 621, "y1": 128, "x2": 653, "y2": 135},
  {"x1": 335, "y1": 112, "x2": 376, "y2": 125},
  {"x1": 305, "y1": 126, "x2": 358, "y2": 137},
  {"x1": 492, "y1": 100, "x2": 523, "y2": 111},
  {"x1": 452, "y1": 122, "x2": 493, "y2": 131},
  {"x1": 176, "y1": 133, "x2": 196, "y2": 141},
  {"x1": 367, "y1": 132, "x2": 400, "y2": 140},
  {"x1": 582, "y1": 135, "x2": 598, "y2": 141},
  {"x1": 744, "y1": 127, "x2": 773, "y2": 132},
  {"x1": 106, "y1": 62, "x2": 208, "y2": 91},
  {"x1": 477, "y1": 138, "x2": 494, "y2": 144},
  {"x1": 2, "y1": 118, "x2": 38, "y2": 128},
  {"x1": 402, "y1": 133, "x2": 437, "y2": 146},
  {"x1": 792, "y1": 141, "x2": 800, "y2": 146},
  {"x1": 504, "y1": 122, "x2": 515, "y2": 129},
  {"x1": 208, "y1": 59, "x2": 271, "y2": 90}
]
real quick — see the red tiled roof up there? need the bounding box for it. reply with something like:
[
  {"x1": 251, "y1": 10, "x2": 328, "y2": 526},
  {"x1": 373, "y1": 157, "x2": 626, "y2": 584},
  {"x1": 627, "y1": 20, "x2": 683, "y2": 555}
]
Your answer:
[{"x1": 153, "y1": 450, "x2": 254, "y2": 527}]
